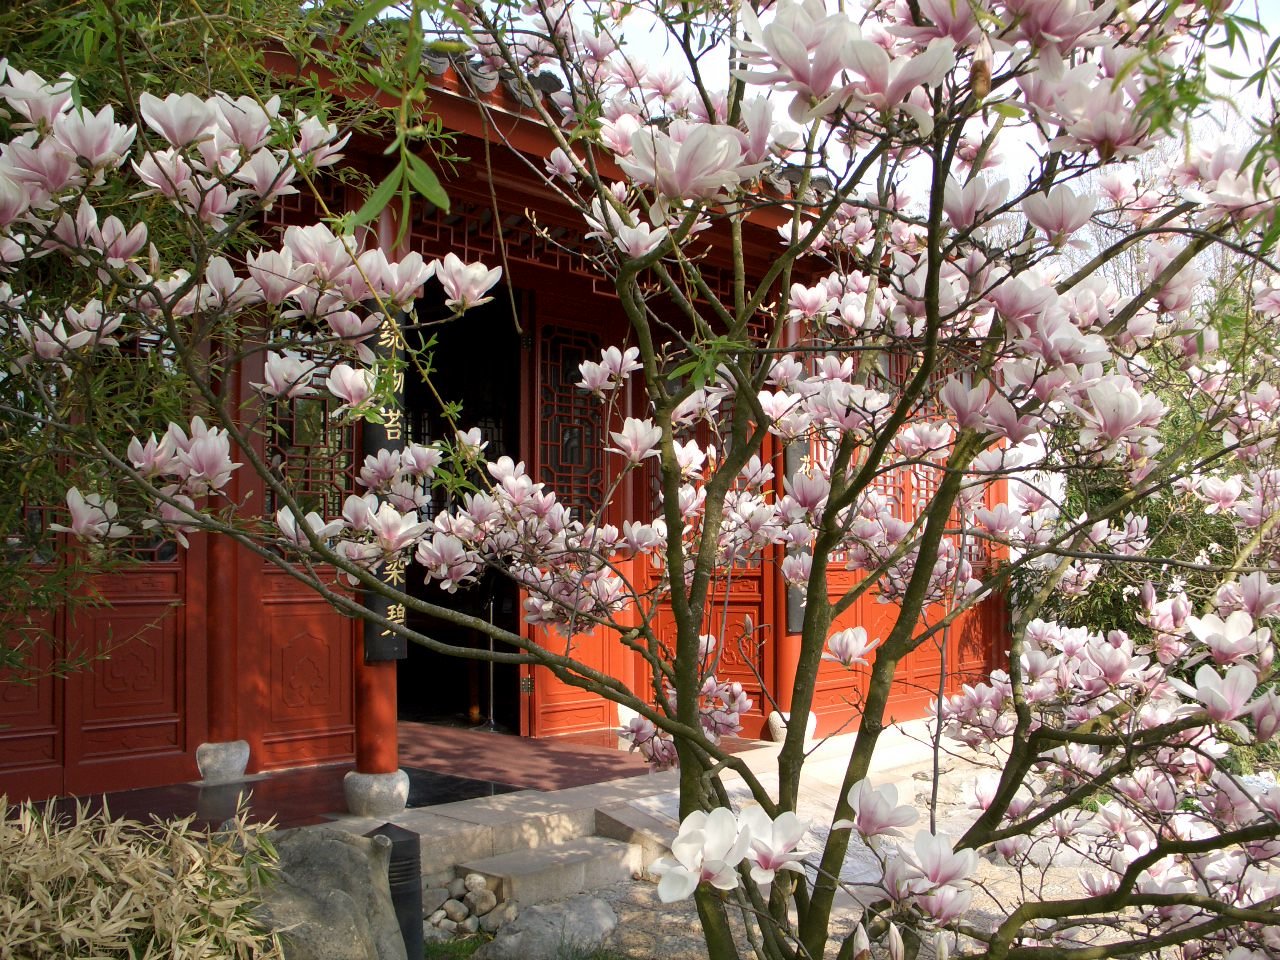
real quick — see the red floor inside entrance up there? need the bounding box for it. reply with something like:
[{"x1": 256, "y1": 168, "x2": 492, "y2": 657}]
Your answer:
[{"x1": 396, "y1": 721, "x2": 652, "y2": 790}]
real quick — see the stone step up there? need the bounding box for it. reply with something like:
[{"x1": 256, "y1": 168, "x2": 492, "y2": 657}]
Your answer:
[
  {"x1": 594, "y1": 802, "x2": 673, "y2": 880},
  {"x1": 456, "y1": 835, "x2": 642, "y2": 905}
]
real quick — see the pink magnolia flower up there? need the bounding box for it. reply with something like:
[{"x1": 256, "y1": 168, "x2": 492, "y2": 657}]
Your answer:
[
  {"x1": 293, "y1": 116, "x2": 350, "y2": 167},
  {"x1": 435, "y1": 252, "x2": 502, "y2": 311},
  {"x1": 1199, "y1": 476, "x2": 1243, "y2": 514},
  {"x1": 327, "y1": 363, "x2": 375, "y2": 412},
  {"x1": 214, "y1": 93, "x2": 281, "y2": 151},
  {"x1": 842, "y1": 37, "x2": 956, "y2": 134},
  {"x1": 939, "y1": 378, "x2": 991, "y2": 431},
  {"x1": 823, "y1": 627, "x2": 880, "y2": 667},
  {"x1": 915, "y1": 884, "x2": 972, "y2": 924},
  {"x1": 232, "y1": 148, "x2": 298, "y2": 204},
  {"x1": 275, "y1": 506, "x2": 343, "y2": 548},
  {"x1": 1023, "y1": 185, "x2": 1095, "y2": 247},
  {"x1": 739, "y1": 807, "x2": 810, "y2": 884},
  {"x1": 368, "y1": 503, "x2": 430, "y2": 555},
  {"x1": 50, "y1": 487, "x2": 130, "y2": 541},
  {"x1": 577, "y1": 345, "x2": 642, "y2": 396},
  {"x1": 174, "y1": 423, "x2": 238, "y2": 495},
  {"x1": 246, "y1": 248, "x2": 312, "y2": 305},
  {"x1": 834, "y1": 780, "x2": 919, "y2": 837},
  {"x1": 943, "y1": 176, "x2": 1009, "y2": 231},
  {"x1": 905, "y1": 831, "x2": 977, "y2": 888},
  {"x1": 1252, "y1": 689, "x2": 1280, "y2": 742},
  {"x1": 142, "y1": 487, "x2": 199, "y2": 549},
  {"x1": 342, "y1": 493, "x2": 380, "y2": 532},
  {"x1": 415, "y1": 532, "x2": 478, "y2": 593},
  {"x1": 402, "y1": 443, "x2": 443, "y2": 478},
  {"x1": 138, "y1": 92, "x2": 217, "y2": 147},
  {"x1": 1193, "y1": 664, "x2": 1258, "y2": 723},
  {"x1": 650, "y1": 808, "x2": 751, "y2": 902},
  {"x1": 253, "y1": 352, "x2": 318, "y2": 399},
  {"x1": 283, "y1": 223, "x2": 356, "y2": 284},
  {"x1": 734, "y1": 0, "x2": 855, "y2": 121},
  {"x1": 52, "y1": 105, "x2": 136, "y2": 173},
  {"x1": 0, "y1": 67, "x2": 75, "y2": 128},
  {"x1": 607, "y1": 417, "x2": 663, "y2": 464},
  {"x1": 0, "y1": 170, "x2": 30, "y2": 228},
  {"x1": 618, "y1": 123, "x2": 760, "y2": 202},
  {"x1": 1186, "y1": 611, "x2": 1270, "y2": 665},
  {"x1": 127, "y1": 432, "x2": 177, "y2": 478}
]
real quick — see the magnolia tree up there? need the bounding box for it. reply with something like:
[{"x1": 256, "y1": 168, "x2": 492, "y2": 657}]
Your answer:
[{"x1": 3, "y1": 0, "x2": 1280, "y2": 958}]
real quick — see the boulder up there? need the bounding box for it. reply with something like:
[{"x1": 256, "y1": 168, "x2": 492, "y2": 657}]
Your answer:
[
  {"x1": 422, "y1": 886, "x2": 450, "y2": 915},
  {"x1": 255, "y1": 827, "x2": 407, "y2": 960},
  {"x1": 443, "y1": 898, "x2": 470, "y2": 923},
  {"x1": 479, "y1": 900, "x2": 519, "y2": 935},
  {"x1": 464, "y1": 872, "x2": 490, "y2": 893},
  {"x1": 474, "y1": 896, "x2": 616, "y2": 960},
  {"x1": 464, "y1": 888, "x2": 498, "y2": 917},
  {"x1": 448, "y1": 877, "x2": 467, "y2": 899}
]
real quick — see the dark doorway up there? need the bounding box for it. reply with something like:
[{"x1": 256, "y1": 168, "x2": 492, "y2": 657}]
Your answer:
[{"x1": 399, "y1": 291, "x2": 523, "y2": 734}]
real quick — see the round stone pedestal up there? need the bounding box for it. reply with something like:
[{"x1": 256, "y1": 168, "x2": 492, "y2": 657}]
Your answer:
[
  {"x1": 343, "y1": 769, "x2": 410, "y2": 817},
  {"x1": 765, "y1": 711, "x2": 817, "y2": 743},
  {"x1": 196, "y1": 740, "x2": 250, "y2": 785}
]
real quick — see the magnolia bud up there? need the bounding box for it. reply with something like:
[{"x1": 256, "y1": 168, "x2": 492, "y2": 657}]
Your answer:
[
  {"x1": 851, "y1": 923, "x2": 871, "y2": 960},
  {"x1": 936, "y1": 933, "x2": 950, "y2": 960},
  {"x1": 888, "y1": 923, "x2": 905, "y2": 960},
  {"x1": 972, "y1": 35, "x2": 993, "y2": 100}
]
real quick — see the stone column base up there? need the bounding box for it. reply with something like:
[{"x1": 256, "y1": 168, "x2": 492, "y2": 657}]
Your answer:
[
  {"x1": 196, "y1": 740, "x2": 250, "y2": 785},
  {"x1": 343, "y1": 769, "x2": 410, "y2": 818},
  {"x1": 765, "y1": 710, "x2": 817, "y2": 743}
]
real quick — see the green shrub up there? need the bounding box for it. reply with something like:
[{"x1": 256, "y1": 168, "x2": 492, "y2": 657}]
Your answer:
[{"x1": 0, "y1": 796, "x2": 282, "y2": 958}]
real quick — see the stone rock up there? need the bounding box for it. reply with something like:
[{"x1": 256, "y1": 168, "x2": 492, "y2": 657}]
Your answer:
[
  {"x1": 438, "y1": 918, "x2": 458, "y2": 935},
  {"x1": 254, "y1": 827, "x2": 407, "y2": 960},
  {"x1": 464, "y1": 888, "x2": 498, "y2": 917},
  {"x1": 474, "y1": 896, "x2": 616, "y2": 960},
  {"x1": 428, "y1": 910, "x2": 447, "y2": 926},
  {"x1": 443, "y1": 899, "x2": 470, "y2": 923},
  {"x1": 448, "y1": 877, "x2": 467, "y2": 900},
  {"x1": 423, "y1": 924, "x2": 451, "y2": 944},
  {"x1": 464, "y1": 872, "x2": 490, "y2": 893},
  {"x1": 423, "y1": 886, "x2": 450, "y2": 915},
  {"x1": 461, "y1": 915, "x2": 481, "y2": 934},
  {"x1": 479, "y1": 900, "x2": 518, "y2": 935}
]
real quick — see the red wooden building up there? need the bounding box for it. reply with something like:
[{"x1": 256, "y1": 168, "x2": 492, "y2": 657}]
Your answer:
[{"x1": 0, "y1": 62, "x2": 1005, "y2": 805}]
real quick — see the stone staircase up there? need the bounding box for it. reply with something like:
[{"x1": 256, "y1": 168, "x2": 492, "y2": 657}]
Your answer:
[
  {"x1": 330, "y1": 720, "x2": 984, "y2": 908},
  {"x1": 335, "y1": 773, "x2": 683, "y2": 906}
]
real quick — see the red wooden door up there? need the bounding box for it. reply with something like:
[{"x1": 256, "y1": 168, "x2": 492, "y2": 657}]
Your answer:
[
  {"x1": 0, "y1": 537, "x2": 207, "y2": 801},
  {"x1": 525, "y1": 317, "x2": 628, "y2": 736}
]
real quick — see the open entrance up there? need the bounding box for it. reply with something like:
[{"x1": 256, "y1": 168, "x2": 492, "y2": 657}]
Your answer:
[{"x1": 398, "y1": 293, "x2": 523, "y2": 734}]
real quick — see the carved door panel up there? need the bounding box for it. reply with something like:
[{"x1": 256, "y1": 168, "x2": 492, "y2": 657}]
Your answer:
[
  {"x1": 526, "y1": 320, "x2": 622, "y2": 736},
  {"x1": 62, "y1": 542, "x2": 206, "y2": 795},
  {"x1": 0, "y1": 606, "x2": 64, "y2": 800}
]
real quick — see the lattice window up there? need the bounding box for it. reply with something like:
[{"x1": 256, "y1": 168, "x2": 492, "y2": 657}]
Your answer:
[
  {"x1": 539, "y1": 325, "x2": 605, "y2": 520},
  {"x1": 265, "y1": 386, "x2": 358, "y2": 519}
]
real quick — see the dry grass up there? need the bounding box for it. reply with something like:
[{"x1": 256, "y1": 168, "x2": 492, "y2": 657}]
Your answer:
[{"x1": 0, "y1": 795, "x2": 283, "y2": 959}]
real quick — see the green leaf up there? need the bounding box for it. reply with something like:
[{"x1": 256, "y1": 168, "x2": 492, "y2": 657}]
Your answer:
[
  {"x1": 406, "y1": 151, "x2": 451, "y2": 211},
  {"x1": 344, "y1": 0, "x2": 401, "y2": 35},
  {"x1": 990, "y1": 101, "x2": 1024, "y2": 119},
  {"x1": 349, "y1": 169, "x2": 402, "y2": 227}
]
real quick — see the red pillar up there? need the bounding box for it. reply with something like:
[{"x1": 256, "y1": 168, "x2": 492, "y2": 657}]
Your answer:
[
  {"x1": 775, "y1": 633, "x2": 802, "y2": 712},
  {"x1": 355, "y1": 637, "x2": 399, "y2": 774},
  {"x1": 206, "y1": 533, "x2": 238, "y2": 743}
]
